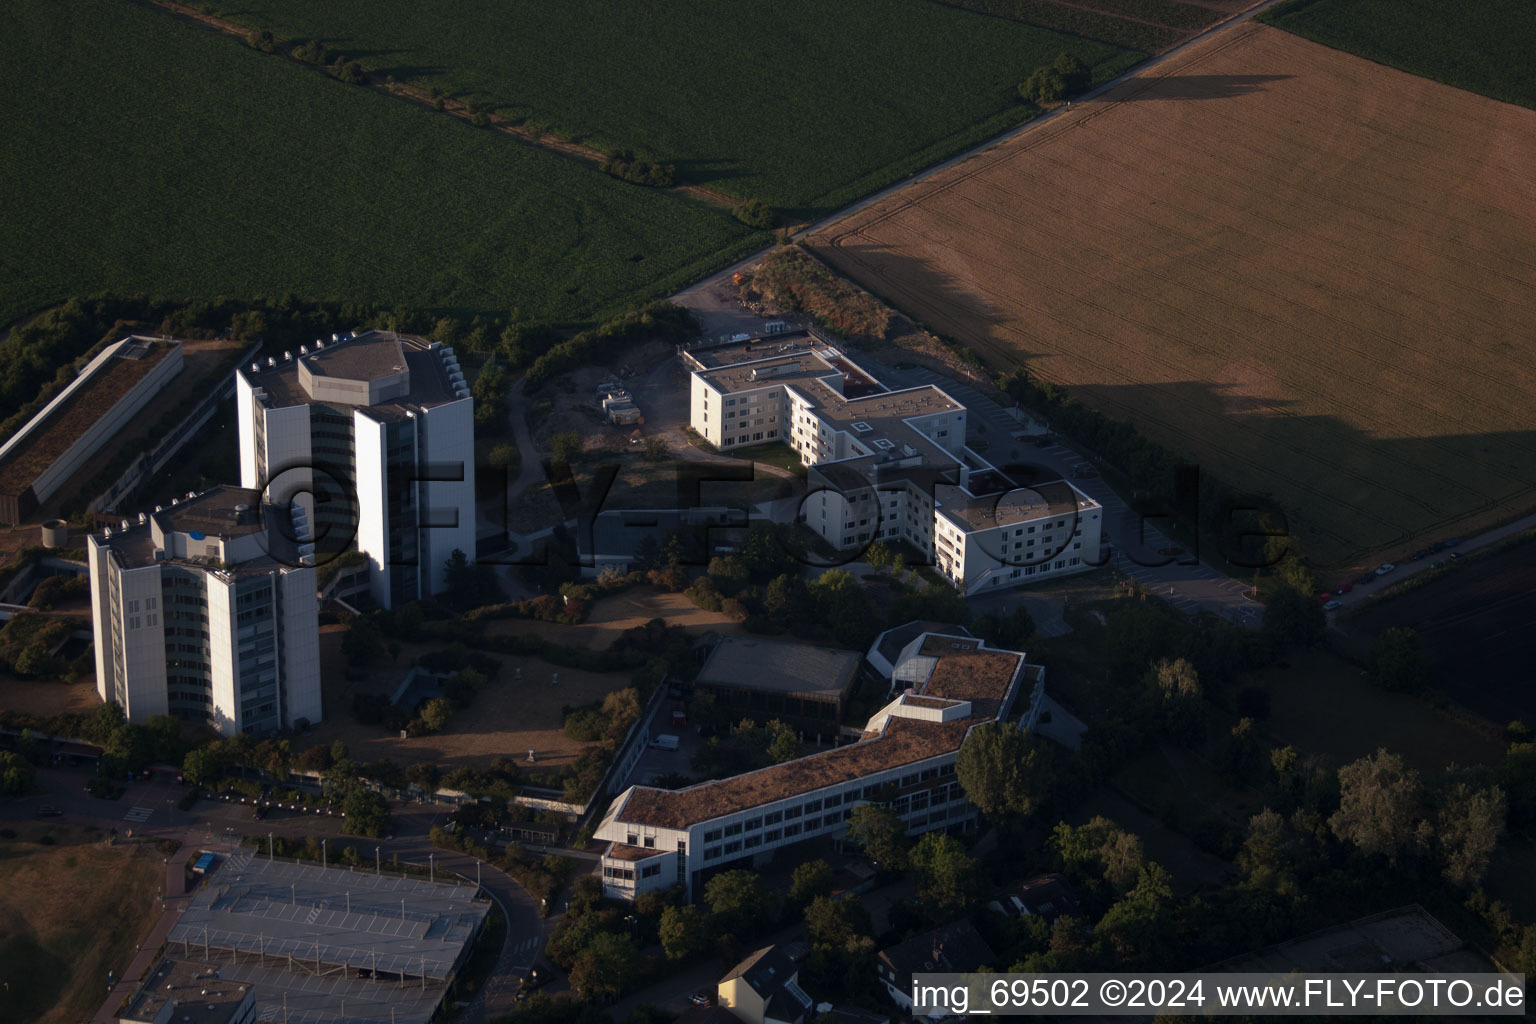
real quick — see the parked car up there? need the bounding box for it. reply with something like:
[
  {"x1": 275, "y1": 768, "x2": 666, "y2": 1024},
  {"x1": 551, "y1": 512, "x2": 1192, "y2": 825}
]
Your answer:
[
  {"x1": 1429, "y1": 560, "x2": 1445, "y2": 569},
  {"x1": 1323, "y1": 599, "x2": 1343, "y2": 611},
  {"x1": 1449, "y1": 551, "x2": 1463, "y2": 561},
  {"x1": 690, "y1": 991, "x2": 716, "y2": 1008},
  {"x1": 1445, "y1": 537, "x2": 1463, "y2": 547},
  {"x1": 1316, "y1": 592, "x2": 1333, "y2": 603},
  {"x1": 1335, "y1": 581, "x2": 1353, "y2": 594},
  {"x1": 1428, "y1": 540, "x2": 1446, "y2": 553},
  {"x1": 1375, "y1": 563, "x2": 1397, "y2": 576},
  {"x1": 1355, "y1": 572, "x2": 1376, "y2": 586},
  {"x1": 1409, "y1": 549, "x2": 1429, "y2": 561}
]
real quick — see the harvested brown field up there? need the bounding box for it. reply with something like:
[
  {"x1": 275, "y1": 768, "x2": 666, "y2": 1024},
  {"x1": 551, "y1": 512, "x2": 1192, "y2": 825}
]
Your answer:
[{"x1": 811, "y1": 24, "x2": 1536, "y2": 568}]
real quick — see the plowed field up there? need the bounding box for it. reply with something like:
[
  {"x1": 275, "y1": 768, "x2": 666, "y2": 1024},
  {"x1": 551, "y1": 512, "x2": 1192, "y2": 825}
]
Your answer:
[{"x1": 811, "y1": 24, "x2": 1536, "y2": 567}]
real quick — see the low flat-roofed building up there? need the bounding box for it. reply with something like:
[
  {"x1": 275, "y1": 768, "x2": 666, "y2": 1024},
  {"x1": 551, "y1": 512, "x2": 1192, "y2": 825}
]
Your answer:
[
  {"x1": 595, "y1": 633, "x2": 1046, "y2": 903},
  {"x1": 121, "y1": 958, "x2": 257, "y2": 1024},
  {"x1": 695, "y1": 636, "x2": 862, "y2": 741},
  {"x1": 0, "y1": 337, "x2": 183, "y2": 524}
]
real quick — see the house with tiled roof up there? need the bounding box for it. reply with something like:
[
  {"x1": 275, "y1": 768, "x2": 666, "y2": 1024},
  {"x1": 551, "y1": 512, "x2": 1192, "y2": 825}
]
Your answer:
[
  {"x1": 718, "y1": 945, "x2": 814, "y2": 1024},
  {"x1": 877, "y1": 920, "x2": 996, "y2": 1016}
]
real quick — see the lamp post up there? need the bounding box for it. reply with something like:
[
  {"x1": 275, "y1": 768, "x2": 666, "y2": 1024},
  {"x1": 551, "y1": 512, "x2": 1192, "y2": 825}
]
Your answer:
[
  {"x1": 429, "y1": 852, "x2": 434, "y2": 884},
  {"x1": 321, "y1": 838, "x2": 327, "y2": 870},
  {"x1": 375, "y1": 846, "x2": 380, "y2": 876}
]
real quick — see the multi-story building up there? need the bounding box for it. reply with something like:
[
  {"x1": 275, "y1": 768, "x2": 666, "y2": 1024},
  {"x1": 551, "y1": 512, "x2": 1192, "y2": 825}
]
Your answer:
[
  {"x1": 594, "y1": 632, "x2": 1046, "y2": 903},
  {"x1": 685, "y1": 337, "x2": 1102, "y2": 595},
  {"x1": 87, "y1": 485, "x2": 321, "y2": 736},
  {"x1": 236, "y1": 330, "x2": 475, "y2": 609}
]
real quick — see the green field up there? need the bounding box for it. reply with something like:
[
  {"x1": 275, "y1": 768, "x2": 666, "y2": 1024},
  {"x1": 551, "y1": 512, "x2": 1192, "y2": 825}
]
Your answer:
[
  {"x1": 191, "y1": 0, "x2": 1142, "y2": 215},
  {"x1": 0, "y1": 0, "x2": 763, "y2": 330},
  {"x1": 1261, "y1": 0, "x2": 1536, "y2": 109},
  {"x1": 933, "y1": 0, "x2": 1207, "y2": 53}
]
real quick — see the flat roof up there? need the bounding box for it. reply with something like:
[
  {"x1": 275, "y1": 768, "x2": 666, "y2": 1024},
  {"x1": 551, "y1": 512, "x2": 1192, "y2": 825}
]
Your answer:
[
  {"x1": 936, "y1": 478, "x2": 1097, "y2": 533},
  {"x1": 304, "y1": 332, "x2": 409, "y2": 381},
  {"x1": 97, "y1": 486, "x2": 301, "y2": 574},
  {"x1": 0, "y1": 339, "x2": 176, "y2": 498},
  {"x1": 156, "y1": 485, "x2": 265, "y2": 540},
  {"x1": 167, "y1": 849, "x2": 489, "y2": 981},
  {"x1": 612, "y1": 639, "x2": 1025, "y2": 830},
  {"x1": 685, "y1": 333, "x2": 822, "y2": 369},
  {"x1": 242, "y1": 330, "x2": 461, "y2": 420},
  {"x1": 695, "y1": 348, "x2": 962, "y2": 472},
  {"x1": 124, "y1": 958, "x2": 250, "y2": 1024},
  {"x1": 696, "y1": 637, "x2": 861, "y2": 701}
]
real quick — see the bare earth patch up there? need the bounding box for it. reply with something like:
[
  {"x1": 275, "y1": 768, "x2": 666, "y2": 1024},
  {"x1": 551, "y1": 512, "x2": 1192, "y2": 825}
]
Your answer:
[
  {"x1": 811, "y1": 24, "x2": 1536, "y2": 568},
  {"x1": 0, "y1": 826, "x2": 162, "y2": 1024}
]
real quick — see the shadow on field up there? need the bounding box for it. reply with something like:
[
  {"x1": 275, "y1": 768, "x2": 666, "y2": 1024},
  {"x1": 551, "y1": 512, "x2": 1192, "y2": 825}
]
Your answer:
[
  {"x1": 810, "y1": 238, "x2": 1013, "y2": 344},
  {"x1": 370, "y1": 64, "x2": 448, "y2": 82},
  {"x1": 671, "y1": 157, "x2": 753, "y2": 188},
  {"x1": 1124, "y1": 73, "x2": 1292, "y2": 100}
]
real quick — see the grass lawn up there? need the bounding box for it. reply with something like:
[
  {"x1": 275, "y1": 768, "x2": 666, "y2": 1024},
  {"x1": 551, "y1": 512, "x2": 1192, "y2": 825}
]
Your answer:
[
  {"x1": 189, "y1": 0, "x2": 1141, "y2": 216},
  {"x1": 721, "y1": 441, "x2": 807, "y2": 476},
  {"x1": 1262, "y1": 0, "x2": 1536, "y2": 109},
  {"x1": 0, "y1": 826, "x2": 163, "y2": 1024},
  {"x1": 0, "y1": 0, "x2": 760, "y2": 330}
]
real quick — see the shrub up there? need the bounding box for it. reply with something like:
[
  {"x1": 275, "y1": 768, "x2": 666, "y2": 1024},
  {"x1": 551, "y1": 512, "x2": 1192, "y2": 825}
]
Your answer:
[
  {"x1": 333, "y1": 60, "x2": 367, "y2": 85},
  {"x1": 732, "y1": 200, "x2": 774, "y2": 229},
  {"x1": 246, "y1": 28, "x2": 277, "y2": 53},
  {"x1": 601, "y1": 149, "x2": 677, "y2": 187}
]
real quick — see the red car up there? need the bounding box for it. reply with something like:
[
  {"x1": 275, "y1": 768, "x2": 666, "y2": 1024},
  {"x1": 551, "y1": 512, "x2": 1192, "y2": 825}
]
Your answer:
[{"x1": 1335, "y1": 581, "x2": 1353, "y2": 595}]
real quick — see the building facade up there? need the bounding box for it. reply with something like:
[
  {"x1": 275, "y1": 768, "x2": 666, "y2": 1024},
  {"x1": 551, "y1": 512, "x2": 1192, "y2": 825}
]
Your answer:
[
  {"x1": 684, "y1": 337, "x2": 1101, "y2": 595},
  {"x1": 236, "y1": 330, "x2": 475, "y2": 609},
  {"x1": 88, "y1": 485, "x2": 321, "y2": 736},
  {"x1": 595, "y1": 633, "x2": 1046, "y2": 903}
]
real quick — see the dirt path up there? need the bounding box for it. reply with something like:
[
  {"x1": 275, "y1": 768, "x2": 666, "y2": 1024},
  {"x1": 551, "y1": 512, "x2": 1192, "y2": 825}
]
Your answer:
[{"x1": 137, "y1": 0, "x2": 740, "y2": 212}]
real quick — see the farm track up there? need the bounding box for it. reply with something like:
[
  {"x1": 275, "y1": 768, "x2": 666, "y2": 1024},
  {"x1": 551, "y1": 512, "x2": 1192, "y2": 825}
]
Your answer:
[
  {"x1": 809, "y1": 22, "x2": 1536, "y2": 565},
  {"x1": 137, "y1": 0, "x2": 740, "y2": 212}
]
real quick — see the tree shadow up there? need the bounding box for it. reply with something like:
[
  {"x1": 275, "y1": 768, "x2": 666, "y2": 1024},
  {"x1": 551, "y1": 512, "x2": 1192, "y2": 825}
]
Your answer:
[
  {"x1": 670, "y1": 157, "x2": 753, "y2": 188},
  {"x1": 1118, "y1": 74, "x2": 1293, "y2": 101}
]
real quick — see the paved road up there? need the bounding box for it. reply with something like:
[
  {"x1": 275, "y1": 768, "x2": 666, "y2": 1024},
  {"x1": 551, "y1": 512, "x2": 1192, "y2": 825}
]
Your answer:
[
  {"x1": 5, "y1": 767, "x2": 546, "y2": 1024},
  {"x1": 1323, "y1": 508, "x2": 1536, "y2": 619}
]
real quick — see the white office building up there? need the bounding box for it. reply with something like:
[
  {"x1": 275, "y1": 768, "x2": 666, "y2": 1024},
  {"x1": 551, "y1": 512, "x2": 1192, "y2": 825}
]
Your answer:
[
  {"x1": 87, "y1": 485, "x2": 322, "y2": 736},
  {"x1": 594, "y1": 632, "x2": 1046, "y2": 903},
  {"x1": 236, "y1": 330, "x2": 475, "y2": 609},
  {"x1": 685, "y1": 337, "x2": 1102, "y2": 594}
]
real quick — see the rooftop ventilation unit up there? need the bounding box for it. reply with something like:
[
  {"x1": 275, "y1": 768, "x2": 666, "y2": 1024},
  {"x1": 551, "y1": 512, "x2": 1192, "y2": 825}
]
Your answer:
[
  {"x1": 873, "y1": 439, "x2": 895, "y2": 450},
  {"x1": 250, "y1": 363, "x2": 259, "y2": 373},
  {"x1": 299, "y1": 345, "x2": 309, "y2": 355},
  {"x1": 331, "y1": 333, "x2": 341, "y2": 342},
  {"x1": 137, "y1": 512, "x2": 147, "y2": 524},
  {"x1": 266, "y1": 357, "x2": 276, "y2": 368},
  {"x1": 119, "y1": 519, "x2": 129, "y2": 531},
  {"x1": 154, "y1": 505, "x2": 162, "y2": 513},
  {"x1": 852, "y1": 421, "x2": 873, "y2": 433},
  {"x1": 282, "y1": 350, "x2": 292, "y2": 361}
]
